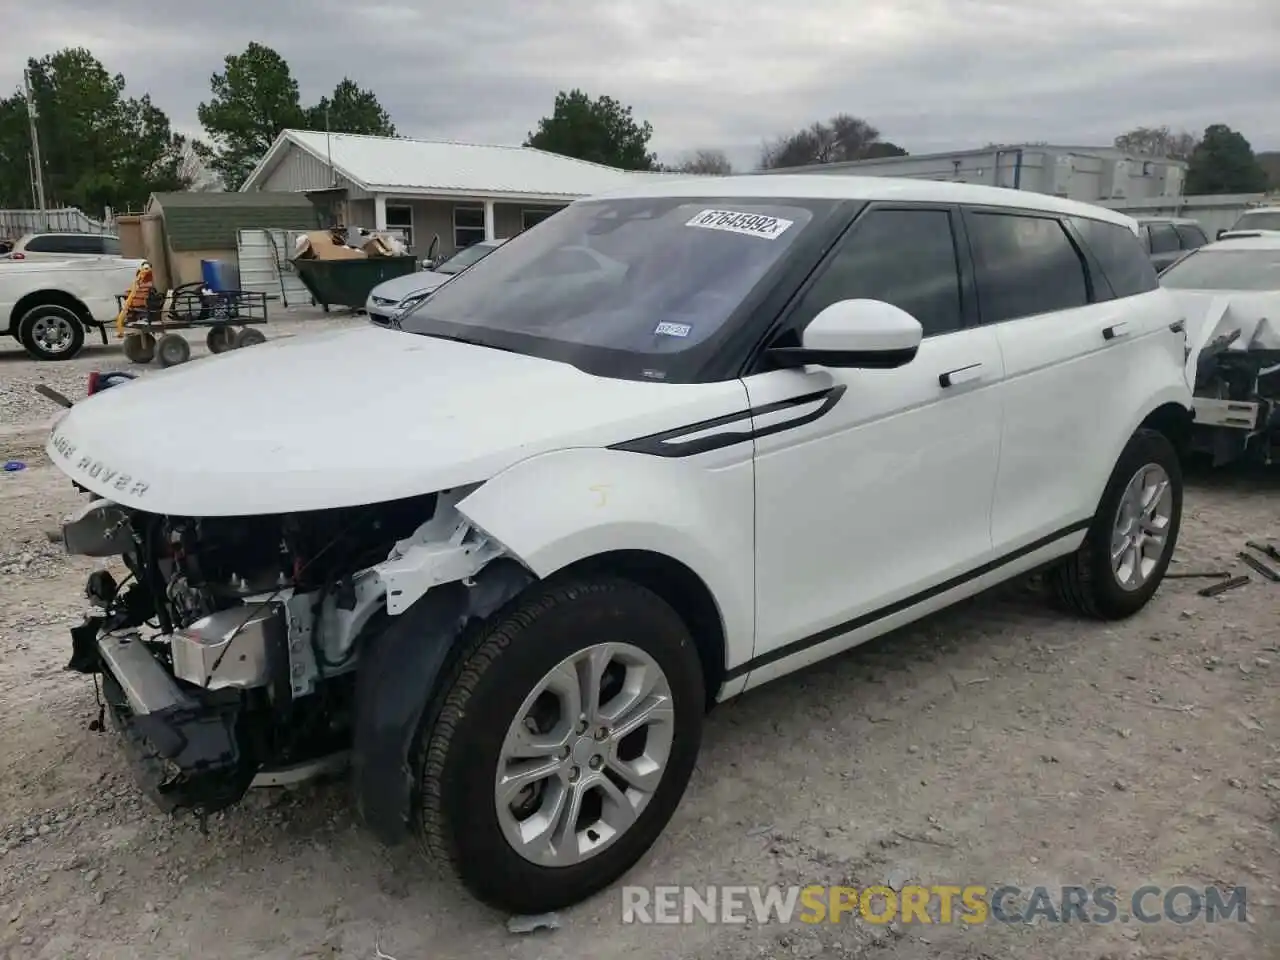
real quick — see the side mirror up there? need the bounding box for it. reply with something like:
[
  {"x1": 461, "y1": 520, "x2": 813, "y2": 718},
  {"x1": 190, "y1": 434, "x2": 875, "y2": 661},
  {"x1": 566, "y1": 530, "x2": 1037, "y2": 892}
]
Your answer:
[
  {"x1": 766, "y1": 299, "x2": 923, "y2": 370},
  {"x1": 1216, "y1": 228, "x2": 1227, "y2": 240}
]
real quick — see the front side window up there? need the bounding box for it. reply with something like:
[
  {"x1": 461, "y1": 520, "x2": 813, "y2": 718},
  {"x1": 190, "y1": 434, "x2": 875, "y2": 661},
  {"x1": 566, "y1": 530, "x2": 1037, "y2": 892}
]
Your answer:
[
  {"x1": 100, "y1": 236, "x2": 121, "y2": 255},
  {"x1": 435, "y1": 241, "x2": 500, "y2": 274},
  {"x1": 967, "y1": 212, "x2": 1089, "y2": 323},
  {"x1": 1159, "y1": 249, "x2": 1280, "y2": 291},
  {"x1": 1147, "y1": 222, "x2": 1180, "y2": 254},
  {"x1": 789, "y1": 208, "x2": 963, "y2": 337},
  {"x1": 401, "y1": 197, "x2": 828, "y2": 382},
  {"x1": 1071, "y1": 217, "x2": 1158, "y2": 298},
  {"x1": 1175, "y1": 224, "x2": 1207, "y2": 249}
]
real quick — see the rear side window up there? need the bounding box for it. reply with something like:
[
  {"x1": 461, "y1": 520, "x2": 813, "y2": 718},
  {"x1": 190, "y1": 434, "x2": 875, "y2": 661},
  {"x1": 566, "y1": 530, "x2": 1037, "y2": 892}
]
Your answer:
[
  {"x1": 789, "y1": 207, "x2": 964, "y2": 337},
  {"x1": 1070, "y1": 217, "x2": 1158, "y2": 298},
  {"x1": 966, "y1": 212, "x2": 1088, "y2": 324},
  {"x1": 21, "y1": 235, "x2": 66, "y2": 253},
  {"x1": 1147, "y1": 222, "x2": 1179, "y2": 254},
  {"x1": 1174, "y1": 224, "x2": 1207, "y2": 249}
]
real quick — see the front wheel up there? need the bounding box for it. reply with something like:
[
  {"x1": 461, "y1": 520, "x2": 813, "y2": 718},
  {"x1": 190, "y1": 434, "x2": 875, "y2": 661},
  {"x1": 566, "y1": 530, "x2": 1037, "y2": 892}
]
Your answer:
[
  {"x1": 1049, "y1": 428, "x2": 1183, "y2": 619},
  {"x1": 414, "y1": 577, "x2": 705, "y2": 913}
]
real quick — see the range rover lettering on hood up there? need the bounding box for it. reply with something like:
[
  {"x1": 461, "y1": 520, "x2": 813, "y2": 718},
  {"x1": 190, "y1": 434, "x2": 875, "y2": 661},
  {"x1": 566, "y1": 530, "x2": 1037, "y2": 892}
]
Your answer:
[{"x1": 50, "y1": 426, "x2": 150, "y2": 498}]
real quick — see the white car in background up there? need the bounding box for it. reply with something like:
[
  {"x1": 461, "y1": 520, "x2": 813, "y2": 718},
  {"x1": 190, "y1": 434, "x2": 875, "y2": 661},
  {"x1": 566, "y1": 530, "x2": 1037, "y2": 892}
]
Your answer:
[
  {"x1": 1160, "y1": 233, "x2": 1280, "y2": 464},
  {"x1": 1216, "y1": 205, "x2": 1280, "y2": 240},
  {"x1": 46, "y1": 176, "x2": 1191, "y2": 914},
  {"x1": 1, "y1": 232, "x2": 124, "y2": 261},
  {"x1": 2, "y1": 256, "x2": 143, "y2": 360},
  {"x1": 365, "y1": 237, "x2": 507, "y2": 325}
]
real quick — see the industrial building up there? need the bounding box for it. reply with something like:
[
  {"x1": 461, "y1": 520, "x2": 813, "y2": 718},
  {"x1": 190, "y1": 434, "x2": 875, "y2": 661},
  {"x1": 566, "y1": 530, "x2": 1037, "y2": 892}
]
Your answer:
[{"x1": 763, "y1": 144, "x2": 1186, "y2": 205}]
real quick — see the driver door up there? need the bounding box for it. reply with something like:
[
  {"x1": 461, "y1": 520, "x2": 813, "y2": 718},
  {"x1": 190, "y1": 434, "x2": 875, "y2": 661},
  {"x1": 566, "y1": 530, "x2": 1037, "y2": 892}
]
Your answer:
[{"x1": 742, "y1": 204, "x2": 1005, "y2": 685}]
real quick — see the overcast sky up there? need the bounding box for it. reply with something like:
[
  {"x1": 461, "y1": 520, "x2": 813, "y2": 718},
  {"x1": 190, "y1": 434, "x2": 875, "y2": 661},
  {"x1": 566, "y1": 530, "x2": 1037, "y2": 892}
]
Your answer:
[{"x1": 4, "y1": 0, "x2": 1278, "y2": 170}]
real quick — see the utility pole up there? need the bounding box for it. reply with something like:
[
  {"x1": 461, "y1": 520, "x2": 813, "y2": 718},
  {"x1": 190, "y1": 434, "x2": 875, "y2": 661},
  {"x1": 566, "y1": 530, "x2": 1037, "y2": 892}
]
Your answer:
[{"x1": 23, "y1": 68, "x2": 48, "y2": 228}]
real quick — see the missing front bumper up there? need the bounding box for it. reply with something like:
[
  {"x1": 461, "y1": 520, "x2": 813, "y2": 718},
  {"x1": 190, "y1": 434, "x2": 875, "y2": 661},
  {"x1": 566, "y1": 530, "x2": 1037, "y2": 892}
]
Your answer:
[{"x1": 93, "y1": 630, "x2": 255, "y2": 813}]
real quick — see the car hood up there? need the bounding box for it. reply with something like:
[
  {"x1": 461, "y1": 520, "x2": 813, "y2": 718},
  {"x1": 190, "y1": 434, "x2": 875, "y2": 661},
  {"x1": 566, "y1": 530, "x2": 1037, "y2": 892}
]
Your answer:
[
  {"x1": 368, "y1": 270, "x2": 449, "y2": 303},
  {"x1": 1166, "y1": 288, "x2": 1280, "y2": 382},
  {"x1": 46, "y1": 325, "x2": 743, "y2": 517}
]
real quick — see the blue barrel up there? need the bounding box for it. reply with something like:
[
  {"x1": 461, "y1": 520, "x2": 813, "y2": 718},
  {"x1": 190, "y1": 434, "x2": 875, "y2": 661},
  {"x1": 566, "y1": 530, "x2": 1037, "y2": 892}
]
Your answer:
[{"x1": 201, "y1": 259, "x2": 229, "y2": 292}]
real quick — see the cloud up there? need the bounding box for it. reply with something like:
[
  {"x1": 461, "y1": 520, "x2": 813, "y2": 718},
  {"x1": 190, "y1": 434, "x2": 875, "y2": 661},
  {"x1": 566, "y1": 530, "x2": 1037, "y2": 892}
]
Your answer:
[{"x1": 3, "y1": 0, "x2": 1277, "y2": 171}]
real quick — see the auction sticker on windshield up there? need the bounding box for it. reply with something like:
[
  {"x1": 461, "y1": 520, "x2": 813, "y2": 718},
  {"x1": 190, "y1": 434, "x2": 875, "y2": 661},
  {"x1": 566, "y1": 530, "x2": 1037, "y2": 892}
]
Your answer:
[{"x1": 686, "y1": 209, "x2": 794, "y2": 240}]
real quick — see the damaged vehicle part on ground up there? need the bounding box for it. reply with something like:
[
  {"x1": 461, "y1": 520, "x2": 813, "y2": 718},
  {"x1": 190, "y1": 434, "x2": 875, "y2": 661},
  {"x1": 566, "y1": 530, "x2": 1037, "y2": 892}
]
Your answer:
[{"x1": 50, "y1": 175, "x2": 1193, "y2": 914}]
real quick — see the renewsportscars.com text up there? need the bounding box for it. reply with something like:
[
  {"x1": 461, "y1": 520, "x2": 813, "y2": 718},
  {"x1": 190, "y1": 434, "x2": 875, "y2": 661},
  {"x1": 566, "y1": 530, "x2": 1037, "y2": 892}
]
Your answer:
[{"x1": 622, "y1": 884, "x2": 1248, "y2": 926}]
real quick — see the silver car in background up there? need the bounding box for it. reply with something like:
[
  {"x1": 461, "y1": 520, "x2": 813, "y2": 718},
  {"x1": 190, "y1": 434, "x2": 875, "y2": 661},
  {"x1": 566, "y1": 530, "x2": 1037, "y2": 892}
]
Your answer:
[{"x1": 365, "y1": 238, "x2": 507, "y2": 325}]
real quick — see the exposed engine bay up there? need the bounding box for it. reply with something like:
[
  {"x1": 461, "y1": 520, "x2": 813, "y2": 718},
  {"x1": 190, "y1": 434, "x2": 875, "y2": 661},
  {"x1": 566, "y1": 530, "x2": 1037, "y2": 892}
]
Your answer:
[{"x1": 63, "y1": 486, "x2": 509, "y2": 815}]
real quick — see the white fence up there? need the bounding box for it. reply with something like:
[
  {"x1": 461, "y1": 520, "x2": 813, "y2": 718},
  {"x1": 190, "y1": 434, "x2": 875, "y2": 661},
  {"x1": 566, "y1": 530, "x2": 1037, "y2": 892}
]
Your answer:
[{"x1": 0, "y1": 207, "x2": 116, "y2": 240}]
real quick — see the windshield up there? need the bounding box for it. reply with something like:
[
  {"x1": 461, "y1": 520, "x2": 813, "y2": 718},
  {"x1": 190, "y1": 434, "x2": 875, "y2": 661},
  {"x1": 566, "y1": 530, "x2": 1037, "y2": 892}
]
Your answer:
[
  {"x1": 436, "y1": 242, "x2": 499, "y2": 275},
  {"x1": 1232, "y1": 211, "x2": 1280, "y2": 232},
  {"x1": 1160, "y1": 249, "x2": 1280, "y2": 291},
  {"x1": 399, "y1": 196, "x2": 826, "y2": 381}
]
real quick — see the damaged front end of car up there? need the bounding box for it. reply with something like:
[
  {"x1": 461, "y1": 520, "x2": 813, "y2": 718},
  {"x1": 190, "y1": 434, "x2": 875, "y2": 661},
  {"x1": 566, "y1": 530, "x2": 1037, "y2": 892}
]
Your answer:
[{"x1": 60, "y1": 486, "x2": 533, "y2": 830}]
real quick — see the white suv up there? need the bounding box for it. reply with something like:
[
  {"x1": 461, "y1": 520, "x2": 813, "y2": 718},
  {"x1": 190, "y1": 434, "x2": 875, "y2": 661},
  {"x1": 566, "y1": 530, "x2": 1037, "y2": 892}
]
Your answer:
[{"x1": 47, "y1": 176, "x2": 1193, "y2": 914}]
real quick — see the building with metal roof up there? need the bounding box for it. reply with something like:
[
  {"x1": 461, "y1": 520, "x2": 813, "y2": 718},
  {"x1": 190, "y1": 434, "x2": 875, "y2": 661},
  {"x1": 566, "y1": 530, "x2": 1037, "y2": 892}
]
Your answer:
[
  {"x1": 760, "y1": 143, "x2": 1188, "y2": 206},
  {"x1": 240, "y1": 129, "x2": 675, "y2": 257}
]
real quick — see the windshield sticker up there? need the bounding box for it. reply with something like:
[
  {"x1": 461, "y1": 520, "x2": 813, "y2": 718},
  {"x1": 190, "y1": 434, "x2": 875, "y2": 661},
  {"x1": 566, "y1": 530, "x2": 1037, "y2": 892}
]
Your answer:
[
  {"x1": 686, "y1": 209, "x2": 794, "y2": 240},
  {"x1": 654, "y1": 321, "x2": 692, "y2": 338}
]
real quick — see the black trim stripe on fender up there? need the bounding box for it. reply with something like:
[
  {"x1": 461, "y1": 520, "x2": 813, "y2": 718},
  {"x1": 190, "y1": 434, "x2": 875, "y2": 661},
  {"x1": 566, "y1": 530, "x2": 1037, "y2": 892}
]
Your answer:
[
  {"x1": 724, "y1": 517, "x2": 1094, "y2": 681},
  {"x1": 608, "y1": 385, "x2": 848, "y2": 458}
]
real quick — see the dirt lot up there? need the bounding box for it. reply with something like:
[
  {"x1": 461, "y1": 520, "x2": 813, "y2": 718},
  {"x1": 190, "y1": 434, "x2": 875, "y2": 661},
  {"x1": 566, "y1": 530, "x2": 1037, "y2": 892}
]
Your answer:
[{"x1": 1, "y1": 316, "x2": 1277, "y2": 959}]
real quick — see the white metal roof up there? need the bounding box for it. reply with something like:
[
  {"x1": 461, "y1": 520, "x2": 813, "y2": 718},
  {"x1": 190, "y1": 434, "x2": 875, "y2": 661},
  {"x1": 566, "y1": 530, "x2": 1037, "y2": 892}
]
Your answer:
[
  {"x1": 589, "y1": 173, "x2": 1140, "y2": 228},
  {"x1": 243, "y1": 129, "x2": 675, "y2": 201}
]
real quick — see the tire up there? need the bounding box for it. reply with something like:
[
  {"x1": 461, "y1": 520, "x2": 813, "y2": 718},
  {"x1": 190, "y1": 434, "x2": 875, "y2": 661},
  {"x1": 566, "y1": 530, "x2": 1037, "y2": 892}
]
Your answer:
[
  {"x1": 156, "y1": 333, "x2": 191, "y2": 368},
  {"x1": 17, "y1": 303, "x2": 85, "y2": 361},
  {"x1": 233, "y1": 327, "x2": 266, "y2": 349},
  {"x1": 415, "y1": 576, "x2": 705, "y2": 913},
  {"x1": 1049, "y1": 428, "x2": 1183, "y2": 619},
  {"x1": 206, "y1": 325, "x2": 236, "y2": 354},
  {"x1": 122, "y1": 332, "x2": 155, "y2": 364}
]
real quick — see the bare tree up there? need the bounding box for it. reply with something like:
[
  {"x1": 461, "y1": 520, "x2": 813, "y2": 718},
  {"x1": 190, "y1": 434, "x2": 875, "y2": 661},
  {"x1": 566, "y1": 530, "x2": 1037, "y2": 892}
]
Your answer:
[
  {"x1": 668, "y1": 148, "x2": 733, "y2": 175},
  {"x1": 759, "y1": 114, "x2": 904, "y2": 169},
  {"x1": 1113, "y1": 125, "x2": 1199, "y2": 161},
  {"x1": 178, "y1": 137, "x2": 224, "y2": 191}
]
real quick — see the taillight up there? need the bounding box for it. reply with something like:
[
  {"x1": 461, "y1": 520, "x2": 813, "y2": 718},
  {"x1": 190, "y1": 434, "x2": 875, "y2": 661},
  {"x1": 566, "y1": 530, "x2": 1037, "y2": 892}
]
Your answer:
[
  {"x1": 10, "y1": 252, "x2": 23, "y2": 260},
  {"x1": 87, "y1": 372, "x2": 101, "y2": 395}
]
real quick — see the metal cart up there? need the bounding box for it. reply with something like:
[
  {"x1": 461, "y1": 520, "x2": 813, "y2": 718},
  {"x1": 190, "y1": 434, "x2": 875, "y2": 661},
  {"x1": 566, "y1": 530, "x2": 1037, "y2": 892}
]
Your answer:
[{"x1": 114, "y1": 284, "x2": 270, "y2": 367}]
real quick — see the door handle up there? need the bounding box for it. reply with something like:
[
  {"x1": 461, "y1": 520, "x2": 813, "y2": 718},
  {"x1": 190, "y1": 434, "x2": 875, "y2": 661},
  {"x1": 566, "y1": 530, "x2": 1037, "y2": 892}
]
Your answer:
[
  {"x1": 1102, "y1": 322, "x2": 1131, "y2": 341},
  {"x1": 938, "y1": 362, "x2": 984, "y2": 388}
]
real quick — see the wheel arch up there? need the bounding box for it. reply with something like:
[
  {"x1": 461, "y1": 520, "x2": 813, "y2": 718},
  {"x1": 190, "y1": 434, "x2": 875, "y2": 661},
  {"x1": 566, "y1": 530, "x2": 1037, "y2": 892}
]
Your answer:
[
  {"x1": 1138, "y1": 400, "x2": 1194, "y2": 457},
  {"x1": 11, "y1": 289, "x2": 92, "y2": 331},
  {"x1": 551, "y1": 549, "x2": 728, "y2": 707}
]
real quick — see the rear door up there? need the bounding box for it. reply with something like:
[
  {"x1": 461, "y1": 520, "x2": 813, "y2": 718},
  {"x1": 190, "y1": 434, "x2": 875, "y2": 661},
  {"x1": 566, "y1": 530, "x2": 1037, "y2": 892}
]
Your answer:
[{"x1": 967, "y1": 208, "x2": 1165, "y2": 553}]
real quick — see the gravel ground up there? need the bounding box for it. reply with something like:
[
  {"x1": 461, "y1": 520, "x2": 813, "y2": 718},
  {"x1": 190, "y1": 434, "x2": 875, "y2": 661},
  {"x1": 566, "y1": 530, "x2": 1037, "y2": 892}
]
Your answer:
[{"x1": 1, "y1": 316, "x2": 1277, "y2": 959}]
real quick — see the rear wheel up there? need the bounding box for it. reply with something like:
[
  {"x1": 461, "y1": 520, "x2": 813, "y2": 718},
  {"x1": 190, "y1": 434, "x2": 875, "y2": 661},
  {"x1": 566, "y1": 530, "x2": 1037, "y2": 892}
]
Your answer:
[
  {"x1": 156, "y1": 333, "x2": 191, "y2": 368},
  {"x1": 234, "y1": 327, "x2": 266, "y2": 349},
  {"x1": 122, "y1": 331, "x2": 155, "y2": 364},
  {"x1": 414, "y1": 577, "x2": 705, "y2": 914},
  {"x1": 1050, "y1": 429, "x2": 1182, "y2": 619},
  {"x1": 17, "y1": 304, "x2": 85, "y2": 361},
  {"x1": 206, "y1": 325, "x2": 236, "y2": 353}
]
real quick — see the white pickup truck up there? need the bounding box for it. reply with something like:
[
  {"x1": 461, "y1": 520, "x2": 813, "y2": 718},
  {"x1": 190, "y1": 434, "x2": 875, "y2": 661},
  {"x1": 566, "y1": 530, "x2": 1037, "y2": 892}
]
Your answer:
[{"x1": 1, "y1": 256, "x2": 144, "y2": 361}]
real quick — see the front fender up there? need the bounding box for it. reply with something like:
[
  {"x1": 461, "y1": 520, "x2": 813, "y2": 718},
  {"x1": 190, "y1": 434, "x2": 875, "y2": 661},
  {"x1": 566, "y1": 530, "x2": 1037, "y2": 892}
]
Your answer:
[{"x1": 457, "y1": 445, "x2": 756, "y2": 671}]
